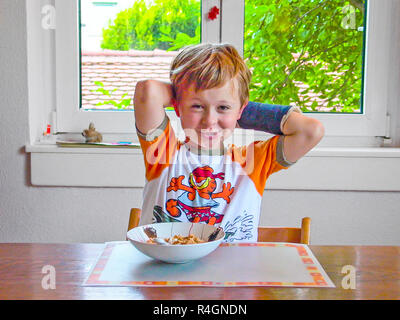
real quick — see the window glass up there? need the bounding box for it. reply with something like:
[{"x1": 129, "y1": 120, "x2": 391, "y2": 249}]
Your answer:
[
  {"x1": 80, "y1": 0, "x2": 201, "y2": 111},
  {"x1": 244, "y1": 0, "x2": 366, "y2": 113}
]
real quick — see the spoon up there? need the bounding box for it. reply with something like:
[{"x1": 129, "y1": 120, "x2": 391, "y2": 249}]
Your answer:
[
  {"x1": 143, "y1": 227, "x2": 169, "y2": 245},
  {"x1": 208, "y1": 227, "x2": 222, "y2": 242}
]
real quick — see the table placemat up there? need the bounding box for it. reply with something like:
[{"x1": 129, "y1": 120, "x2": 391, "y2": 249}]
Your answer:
[{"x1": 83, "y1": 241, "x2": 335, "y2": 287}]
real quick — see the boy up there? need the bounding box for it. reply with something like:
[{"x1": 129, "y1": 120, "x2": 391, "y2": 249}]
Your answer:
[{"x1": 134, "y1": 43, "x2": 324, "y2": 242}]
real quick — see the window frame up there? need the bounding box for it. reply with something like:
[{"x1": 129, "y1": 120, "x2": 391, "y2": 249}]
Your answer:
[
  {"x1": 55, "y1": 0, "x2": 391, "y2": 144},
  {"x1": 222, "y1": 0, "x2": 390, "y2": 141},
  {"x1": 55, "y1": 0, "x2": 218, "y2": 133}
]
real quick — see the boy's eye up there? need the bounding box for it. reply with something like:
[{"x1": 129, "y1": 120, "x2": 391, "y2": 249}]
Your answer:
[
  {"x1": 219, "y1": 105, "x2": 230, "y2": 111},
  {"x1": 192, "y1": 104, "x2": 203, "y2": 109}
]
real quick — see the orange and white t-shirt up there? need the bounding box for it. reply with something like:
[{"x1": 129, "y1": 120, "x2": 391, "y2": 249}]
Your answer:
[{"x1": 137, "y1": 115, "x2": 294, "y2": 243}]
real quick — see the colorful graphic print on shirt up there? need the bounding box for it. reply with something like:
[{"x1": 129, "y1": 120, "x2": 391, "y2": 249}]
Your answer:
[{"x1": 157, "y1": 165, "x2": 234, "y2": 225}]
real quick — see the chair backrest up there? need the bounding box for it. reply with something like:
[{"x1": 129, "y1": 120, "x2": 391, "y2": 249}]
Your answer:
[
  {"x1": 257, "y1": 217, "x2": 311, "y2": 244},
  {"x1": 127, "y1": 208, "x2": 310, "y2": 244},
  {"x1": 127, "y1": 208, "x2": 142, "y2": 233}
]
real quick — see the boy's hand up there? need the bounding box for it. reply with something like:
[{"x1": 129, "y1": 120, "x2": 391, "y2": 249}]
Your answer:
[
  {"x1": 134, "y1": 80, "x2": 174, "y2": 135},
  {"x1": 282, "y1": 112, "x2": 325, "y2": 163}
]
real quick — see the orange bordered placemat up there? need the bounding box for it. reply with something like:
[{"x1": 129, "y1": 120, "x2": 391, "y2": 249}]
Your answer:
[{"x1": 83, "y1": 241, "x2": 335, "y2": 287}]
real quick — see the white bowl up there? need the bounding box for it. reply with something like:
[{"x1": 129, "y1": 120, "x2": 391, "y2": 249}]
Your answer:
[{"x1": 126, "y1": 222, "x2": 225, "y2": 263}]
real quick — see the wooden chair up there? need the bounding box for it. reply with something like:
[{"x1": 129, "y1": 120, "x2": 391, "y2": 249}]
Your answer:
[
  {"x1": 256, "y1": 217, "x2": 311, "y2": 244},
  {"x1": 127, "y1": 208, "x2": 311, "y2": 244}
]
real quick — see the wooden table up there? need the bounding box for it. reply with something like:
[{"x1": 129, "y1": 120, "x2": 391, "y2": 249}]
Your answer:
[{"x1": 0, "y1": 243, "x2": 399, "y2": 300}]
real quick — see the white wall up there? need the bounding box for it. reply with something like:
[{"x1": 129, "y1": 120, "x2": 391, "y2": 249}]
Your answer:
[{"x1": 1, "y1": 0, "x2": 400, "y2": 245}]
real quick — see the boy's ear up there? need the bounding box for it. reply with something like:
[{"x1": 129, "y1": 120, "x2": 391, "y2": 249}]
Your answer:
[
  {"x1": 237, "y1": 99, "x2": 249, "y2": 119},
  {"x1": 172, "y1": 98, "x2": 180, "y2": 117}
]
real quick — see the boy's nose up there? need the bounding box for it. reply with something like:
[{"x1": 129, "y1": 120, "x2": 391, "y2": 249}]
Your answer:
[{"x1": 201, "y1": 109, "x2": 218, "y2": 127}]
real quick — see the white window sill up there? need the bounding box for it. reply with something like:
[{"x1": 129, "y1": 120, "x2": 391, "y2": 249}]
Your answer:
[{"x1": 26, "y1": 143, "x2": 400, "y2": 191}]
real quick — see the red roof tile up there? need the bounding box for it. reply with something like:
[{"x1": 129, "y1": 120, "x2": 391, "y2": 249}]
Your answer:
[{"x1": 81, "y1": 50, "x2": 176, "y2": 110}]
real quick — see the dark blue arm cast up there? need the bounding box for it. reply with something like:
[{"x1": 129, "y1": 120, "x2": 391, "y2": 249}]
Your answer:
[{"x1": 237, "y1": 101, "x2": 293, "y2": 135}]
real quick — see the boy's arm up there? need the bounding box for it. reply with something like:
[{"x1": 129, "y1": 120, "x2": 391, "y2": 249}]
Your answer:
[
  {"x1": 237, "y1": 101, "x2": 324, "y2": 162},
  {"x1": 281, "y1": 112, "x2": 325, "y2": 163},
  {"x1": 133, "y1": 80, "x2": 174, "y2": 135},
  {"x1": 237, "y1": 101, "x2": 294, "y2": 135}
]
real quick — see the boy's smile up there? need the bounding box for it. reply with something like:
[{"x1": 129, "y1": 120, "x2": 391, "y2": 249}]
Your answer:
[{"x1": 175, "y1": 79, "x2": 247, "y2": 150}]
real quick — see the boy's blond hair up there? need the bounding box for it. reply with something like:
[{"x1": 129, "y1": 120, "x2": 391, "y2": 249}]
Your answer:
[{"x1": 170, "y1": 43, "x2": 252, "y2": 106}]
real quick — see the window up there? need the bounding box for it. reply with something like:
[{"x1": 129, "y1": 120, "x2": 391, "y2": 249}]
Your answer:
[
  {"x1": 222, "y1": 0, "x2": 389, "y2": 141},
  {"x1": 80, "y1": 0, "x2": 201, "y2": 112},
  {"x1": 56, "y1": 0, "x2": 206, "y2": 133},
  {"x1": 56, "y1": 0, "x2": 391, "y2": 144},
  {"x1": 244, "y1": 1, "x2": 365, "y2": 114}
]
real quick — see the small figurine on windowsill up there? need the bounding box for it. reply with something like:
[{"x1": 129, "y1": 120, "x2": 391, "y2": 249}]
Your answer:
[{"x1": 82, "y1": 122, "x2": 103, "y2": 143}]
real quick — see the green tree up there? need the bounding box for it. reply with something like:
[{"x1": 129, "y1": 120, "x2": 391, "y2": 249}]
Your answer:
[
  {"x1": 101, "y1": 0, "x2": 200, "y2": 51},
  {"x1": 244, "y1": 0, "x2": 365, "y2": 112},
  {"x1": 91, "y1": 81, "x2": 131, "y2": 109}
]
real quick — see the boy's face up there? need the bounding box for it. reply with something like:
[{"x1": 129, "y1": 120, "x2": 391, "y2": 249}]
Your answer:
[{"x1": 175, "y1": 79, "x2": 247, "y2": 150}]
